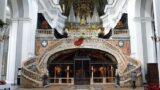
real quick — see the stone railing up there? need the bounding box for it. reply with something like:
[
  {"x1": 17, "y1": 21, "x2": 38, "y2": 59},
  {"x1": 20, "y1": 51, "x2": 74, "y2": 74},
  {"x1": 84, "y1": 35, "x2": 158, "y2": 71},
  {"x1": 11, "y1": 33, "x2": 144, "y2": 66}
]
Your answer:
[
  {"x1": 21, "y1": 57, "x2": 43, "y2": 88},
  {"x1": 90, "y1": 77, "x2": 115, "y2": 85},
  {"x1": 36, "y1": 29, "x2": 54, "y2": 37},
  {"x1": 49, "y1": 78, "x2": 74, "y2": 85},
  {"x1": 37, "y1": 29, "x2": 53, "y2": 34},
  {"x1": 23, "y1": 57, "x2": 36, "y2": 66},
  {"x1": 68, "y1": 30, "x2": 99, "y2": 38},
  {"x1": 120, "y1": 57, "x2": 141, "y2": 86},
  {"x1": 49, "y1": 77, "x2": 115, "y2": 85},
  {"x1": 112, "y1": 29, "x2": 129, "y2": 38}
]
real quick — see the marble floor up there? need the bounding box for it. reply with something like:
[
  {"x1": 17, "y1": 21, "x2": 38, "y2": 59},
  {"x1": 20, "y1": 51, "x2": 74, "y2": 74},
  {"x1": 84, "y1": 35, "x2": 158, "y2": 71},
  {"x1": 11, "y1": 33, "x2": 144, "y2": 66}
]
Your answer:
[{"x1": 12, "y1": 85, "x2": 144, "y2": 90}]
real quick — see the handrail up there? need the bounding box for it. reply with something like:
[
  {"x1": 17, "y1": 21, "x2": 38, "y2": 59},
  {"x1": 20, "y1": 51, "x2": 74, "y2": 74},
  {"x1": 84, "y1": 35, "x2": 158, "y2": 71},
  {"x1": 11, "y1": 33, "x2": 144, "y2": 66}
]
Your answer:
[
  {"x1": 120, "y1": 57, "x2": 141, "y2": 84},
  {"x1": 21, "y1": 72, "x2": 42, "y2": 87},
  {"x1": 22, "y1": 57, "x2": 42, "y2": 86}
]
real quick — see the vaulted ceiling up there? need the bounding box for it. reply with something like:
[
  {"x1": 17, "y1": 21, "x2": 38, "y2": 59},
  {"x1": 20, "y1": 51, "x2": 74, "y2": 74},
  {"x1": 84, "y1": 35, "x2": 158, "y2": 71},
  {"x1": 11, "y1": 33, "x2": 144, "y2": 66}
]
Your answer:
[{"x1": 59, "y1": 0, "x2": 108, "y2": 16}]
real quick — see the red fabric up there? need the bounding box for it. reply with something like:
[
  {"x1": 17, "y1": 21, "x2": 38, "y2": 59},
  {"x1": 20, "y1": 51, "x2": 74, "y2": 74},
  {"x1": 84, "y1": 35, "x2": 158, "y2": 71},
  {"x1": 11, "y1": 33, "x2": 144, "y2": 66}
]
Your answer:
[
  {"x1": 74, "y1": 38, "x2": 84, "y2": 46},
  {"x1": 144, "y1": 85, "x2": 160, "y2": 90},
  {"x1": 0, "y1": 80, "x2": 6, "y2": 85}
]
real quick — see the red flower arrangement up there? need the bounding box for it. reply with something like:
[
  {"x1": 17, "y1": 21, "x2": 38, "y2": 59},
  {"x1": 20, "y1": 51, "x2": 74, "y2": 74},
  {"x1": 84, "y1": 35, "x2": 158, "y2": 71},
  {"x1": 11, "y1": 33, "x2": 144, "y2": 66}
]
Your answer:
[
  {"x1": 0, "y1": 80, "x2": 6, "y2": 85},
  {"x1": 74, "y1": 37, "x2": 84, "y2": 46}
]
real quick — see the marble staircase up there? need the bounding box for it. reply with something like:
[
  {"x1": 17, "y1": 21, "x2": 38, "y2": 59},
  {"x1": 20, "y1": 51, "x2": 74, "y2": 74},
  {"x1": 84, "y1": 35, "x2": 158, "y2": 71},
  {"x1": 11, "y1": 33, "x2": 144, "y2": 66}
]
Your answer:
[{"x1": 21, "y1": 38, "x2": 142, "y2": 88}]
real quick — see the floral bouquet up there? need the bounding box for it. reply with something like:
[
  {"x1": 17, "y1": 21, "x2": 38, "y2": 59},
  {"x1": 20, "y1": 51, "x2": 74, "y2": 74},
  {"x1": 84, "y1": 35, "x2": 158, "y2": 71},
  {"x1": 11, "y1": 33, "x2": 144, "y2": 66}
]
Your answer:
[{"x1": 0, "y1": 80, "x2": 6, "y2": 85}]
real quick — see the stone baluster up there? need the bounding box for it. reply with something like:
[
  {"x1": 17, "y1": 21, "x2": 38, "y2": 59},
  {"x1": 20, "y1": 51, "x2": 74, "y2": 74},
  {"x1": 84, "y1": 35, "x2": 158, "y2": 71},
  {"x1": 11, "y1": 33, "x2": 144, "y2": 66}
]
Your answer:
[
  {"x1": 67, "y1": 65, "x2": 70, "y2": 83},
  {"x1": 91, "y1": 66, "x2": 94, "y2": 84},
  {"x1": 54, "y1": 66, "x2": 57, "y2": 83}
]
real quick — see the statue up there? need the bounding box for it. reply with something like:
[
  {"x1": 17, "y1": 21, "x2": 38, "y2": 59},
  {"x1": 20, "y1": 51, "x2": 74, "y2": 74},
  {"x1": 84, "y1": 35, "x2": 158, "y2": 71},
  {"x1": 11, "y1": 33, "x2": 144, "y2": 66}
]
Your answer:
[{"x1": 80, "y1": 16, "x2": 86, "y2": 25}]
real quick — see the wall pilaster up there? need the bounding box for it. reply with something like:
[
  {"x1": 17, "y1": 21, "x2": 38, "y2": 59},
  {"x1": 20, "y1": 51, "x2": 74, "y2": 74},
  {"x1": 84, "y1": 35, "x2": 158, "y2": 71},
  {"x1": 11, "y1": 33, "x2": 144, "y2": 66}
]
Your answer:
[
  {"x1": 6, "y1": 20, "x2": 18, "y2": 83},
  {"x1": 153, "y1": 0, "x2": 160, "y2": 84},
  {"x1": 0, "y1": 0, "x2": 7, "y2": 21}
]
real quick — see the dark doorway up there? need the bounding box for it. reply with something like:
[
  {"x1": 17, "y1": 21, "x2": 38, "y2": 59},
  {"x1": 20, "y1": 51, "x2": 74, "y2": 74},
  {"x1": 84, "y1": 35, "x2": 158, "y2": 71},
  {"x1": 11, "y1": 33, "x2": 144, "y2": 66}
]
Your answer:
[
  {"x1": 147, "y1": 63, "x2": 159, "y2": 85},
  {"x1": 74, "y1": 57, "x2": 90, "y2": 85},
  {"x1": 47, "y1": 49, "x2": 117, "y2": 85}
]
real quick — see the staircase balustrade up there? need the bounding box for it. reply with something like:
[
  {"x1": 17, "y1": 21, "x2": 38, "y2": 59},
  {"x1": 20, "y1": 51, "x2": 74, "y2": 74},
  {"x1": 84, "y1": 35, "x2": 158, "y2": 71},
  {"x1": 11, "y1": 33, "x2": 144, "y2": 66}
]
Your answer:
[
  {"x1": 21, "y1": 57, "x2": 43, "y2": 87},
  {"x1": 120, "y1": 57, "x2": 141, "y2": 84}
]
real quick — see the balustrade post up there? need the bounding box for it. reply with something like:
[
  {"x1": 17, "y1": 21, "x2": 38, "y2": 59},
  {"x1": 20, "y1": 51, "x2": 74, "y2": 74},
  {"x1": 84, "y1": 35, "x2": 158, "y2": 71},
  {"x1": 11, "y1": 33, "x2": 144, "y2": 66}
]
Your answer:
[
  {"x1": 91, "y1": 66, "x2": 94, "y2": 78},
  {"x1": 91, "y1": 66, "x2": 94, "y2": 84},
  {"x1": 54, "y1": 67, "x2": 56, "y2": 83},
  {"x1": 67, "y1": 66, "x2": 70, "y2": 83},
  {"x1": 71, "y1": 78, "x2": 74, "y2": 84},
  {"x1": 59, "y1": 78, "x2": 62, "y2": 84},
  {"x1": 90, "y1": 78, "x2": 93, "y2": 85},
  {"x1": 103, "y1": 77, "x2": 106, "y2": 84}
]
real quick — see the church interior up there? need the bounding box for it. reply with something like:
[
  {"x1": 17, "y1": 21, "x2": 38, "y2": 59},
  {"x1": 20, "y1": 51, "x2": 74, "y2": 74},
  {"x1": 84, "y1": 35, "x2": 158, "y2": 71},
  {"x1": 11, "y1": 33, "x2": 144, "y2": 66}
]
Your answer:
[{"x1": 0, "y1": 0, "x2": 160, "y2": 90}]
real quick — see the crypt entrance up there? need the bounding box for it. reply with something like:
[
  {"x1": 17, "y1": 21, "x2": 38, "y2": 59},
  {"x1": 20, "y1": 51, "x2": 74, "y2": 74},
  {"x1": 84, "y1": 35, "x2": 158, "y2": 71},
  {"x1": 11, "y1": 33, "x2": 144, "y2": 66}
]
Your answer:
[{"x1": 47, "y1": 49, "x2": 117, "y2": 85}]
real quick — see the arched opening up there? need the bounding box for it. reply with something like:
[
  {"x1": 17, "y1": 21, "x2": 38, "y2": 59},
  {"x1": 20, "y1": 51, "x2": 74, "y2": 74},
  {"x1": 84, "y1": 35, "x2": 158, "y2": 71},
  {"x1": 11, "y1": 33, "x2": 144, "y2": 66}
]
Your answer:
[{"x1": 47, "y1": 48, "x2": 117, "y2": 85}]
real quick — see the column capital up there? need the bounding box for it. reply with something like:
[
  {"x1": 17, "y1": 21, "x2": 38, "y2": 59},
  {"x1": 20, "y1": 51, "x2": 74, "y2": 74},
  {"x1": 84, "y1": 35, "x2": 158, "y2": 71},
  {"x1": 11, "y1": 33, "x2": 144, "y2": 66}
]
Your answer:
[
  {"x1": 134, "y1": 17, "x2": 153, "y2": 22},
  {"x1": 11, "y1": 17, "x2": 32, "y2": 22}
]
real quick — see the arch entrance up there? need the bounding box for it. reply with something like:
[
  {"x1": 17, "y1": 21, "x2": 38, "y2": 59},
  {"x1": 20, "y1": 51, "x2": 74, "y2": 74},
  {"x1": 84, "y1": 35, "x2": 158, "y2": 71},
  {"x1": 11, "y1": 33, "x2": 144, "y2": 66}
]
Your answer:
[
  {"x1": 47, "y1": 49, "x2": 117, "y2": 85},
  {"x1": 21, "y1": 38, "x2": 142, "y2": 88}
]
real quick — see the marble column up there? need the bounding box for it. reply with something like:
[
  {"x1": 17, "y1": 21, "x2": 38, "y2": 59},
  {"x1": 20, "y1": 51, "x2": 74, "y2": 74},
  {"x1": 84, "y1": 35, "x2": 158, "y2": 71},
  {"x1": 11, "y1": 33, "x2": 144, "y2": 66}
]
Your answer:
[
  {"x1": 128, "y1": 0, "x2": 155, "y2": 83},
  {"x1": 6, "y1": 18, "x2": 32, "y2": 84},
  {"x1": 153, "y1": 0, "x2": 160, "y2": 84},
  {"x1": 0, "y1": 0, "x2": 7, "y2": 21},
  {"x1": 6, "y1": 20, "x2": 18, "y2": 83},
  {"x1": 0, "y1": 41, "x2": 4, "y2": 79},
  {"x1": 0, "y1": 0, "x2": 7, "y2": 80},
  {"x1": 21, "y1": 18, "x2": 33, "y2": 64}
]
